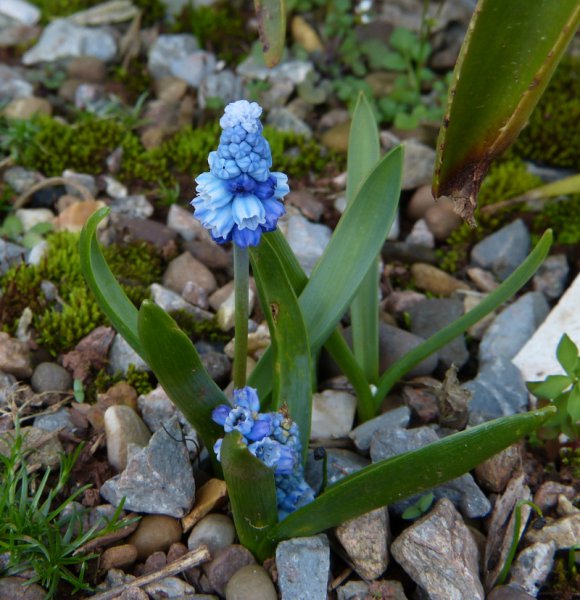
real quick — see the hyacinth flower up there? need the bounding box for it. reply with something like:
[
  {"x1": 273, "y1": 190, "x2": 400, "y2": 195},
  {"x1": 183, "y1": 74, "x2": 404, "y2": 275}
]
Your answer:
[
  {"x1": 212, "y1": 387, "x2": 315, "y2": 520},
  {"x1": 191, "y1": 100, "x2": 290, "y2": 390}
]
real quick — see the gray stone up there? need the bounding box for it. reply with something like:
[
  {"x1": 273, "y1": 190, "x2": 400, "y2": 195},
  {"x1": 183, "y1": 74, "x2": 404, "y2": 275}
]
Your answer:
[
  {"x1": 478, "y1": 292, "x2": 549, "y2": 367},
  {"x1": 148, "y1": 34, "x2": 199, "y2": 79},
  {"x1": 108, "y1": 333, "x2": 149, "y2": 376},
  {"x1": 470, "y1": 220, "x2": 531, "y2": 281},
  {"x1": 276, "y1": 534, "x2": 330, "y2": 600},
  {"x1": 0, "y1": 426, "x2": 64, "y2": 468},
  {"x1": 466, "y1": 356, "x2": 529, "y2": 425},
  {"x1": 104, "y1": 405, "x2": 152, "y2": 472},
  {"x1": 199, "y1": 70, "x2": 243, "y2": 109},
  {"x1": 204, "y1": 545, "x2": 256, "y2": 596},
  {"x1": 100, "y1": 416, "x2": 195, "y2": 517},
  {"x1": 170, "y1": 50, "x2": 217, "y2": 87},
  {"x1": 0, "y1": 0, "x2": 40, "y2": 26},
  {"x1": 336, "y1": 581, "x2": 370, "y2": 600},
  {"x1": 237, "y1": 56, "x2": 313, "y2": 84},
  {"x1": 143, "y1": 577, "x2": 196, "y2": 599},
  {"x1": 525, "y1": 513, "x2": 580, "y2": 550},
  {"x1": 370, "y1": 426, "x2": 491, "y2": 519},
  {"x1": 513, "y1": 273, "x2": 580, "y2": 383},
  {"x1": 335, "y1": 507, "x2": 389, "y2": 580},
  {"x1": 15, "y1": 208, "x2": 54, "y2": 231},
  {"x1": 336, "y1": 580, "x2": 409, "y2": 600},
  {"x1": 509, "y1": 541, "x2": 556, "y2": 597},
  {"x1": 305, "y1": 448, "x2": 370, "y2": 492},
  {"x1": 109, "y1": 195, "x2": 154, "y2": 220},
  {"x1": 31, "y1": 362, "x2": 72, "y2": 393},
  {"x1": 62, "y1": 169, "x2": 97, "y2": 199},
  {"x1": 0, "y1": 239, "x2": 26, "y2": 275},
  {"x1": 0, "y1": 576, "x2": 46, "y2": 600},
  {"x1": 22, "y1": 19, "x2": 117, "y2": 65},
  {"x1": 378, "y1": 323, "x2": 439, "y2": 376},
  {"x1": 150, "y1": 283, "x2": 213, "y2": 322},
  {"x1": 533, "y1": 254, "x2": 569, "y2": 300},
  {"x1": 215, "y1": 287, "x2": 255, "y2": 331},
  {"x1": 167, "y1": 204, "x2": 210, "y2": 241},
  {"x1": 406, "y1": 218, "x2": 435, "y2": 248},
  {"x1": 390, "y1": 498, "x2": 484, "y2": 600},
  {"x1": 311, "y1": 390, "x2": 357, "y2": 440},
  {"x1": 187, "y1": 513, "x2": 236, "y2": 556},
  {"x1": 34, "y1": 408, "x2": 75, "y2": 433},
  {"x1": 267, "y1": 107, "x2": 312, "y2": 137},
  {"x1": 0, "y1": 332, "x2": 32, "y2": 378},
  {"x1": 278, "y1": 211, "x2": 331, "y2": 276},
  {"x1": 182, "y1": 280, "x2": 209, "y2": 309},
  {"x1": 3, "y1": 166, "x2": 42, "y2": 194},
  {"x1": 349, "y1": 406, "x2": 411, "y2": 452},
  {"x1": 224, "y1": 564, "x2": 277, "y2": 600},
  {"x1": 487, "y1": 586, "x2": 536, "y2": 600},
  {"x1": 200, "y1": 351, "x2": 231, "y2": 386},
  {"x1": 401, "y1": 139, "x2": 436, "y2": 190},
  {"x1": 0, "y1": 65, "x2": 33, "y2": 101},
  {"x1": 408, "y1": 298, "x2": 469, "y2": 368}
]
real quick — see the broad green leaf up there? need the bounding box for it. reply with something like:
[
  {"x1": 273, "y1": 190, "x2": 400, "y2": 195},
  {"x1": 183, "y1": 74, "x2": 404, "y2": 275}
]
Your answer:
[
  {"x1": 249, "y1": 147, "x2": 403, "y2": 405},
  {"x1": 568, "y1": 385, "x2": 580, "y2": 423},
  {"x1": 79, "y1": 207, "x2": 142, "y2": 355},
  {"x1": 250, "y1": 241, "x2": 312, "y2": 457},
  {"x1": 383, "y1": 52, "x2": 407, "y2": 71},
  {"x1": 257, "y1": 406, "x2": 556, "y2": 559},
  {"x1": 433, "y1": 1, "x2": 580, "y2": 224},
  {"x1": 556, "y1": 333, "x2": 579, "y2": 377},
  {"x1": 220, "y1": 431, "x2": 277, "y2": 556},
  {"x1": 527, "y1": 375, "x2": 572, "y2": 400},
  {"x1": 347, "y1": 93, "x2": 381, "y2": 384},
  {"x1": 375, "y1": 230, "x2": 553, "y2": 408},
  {"x1": 137, "y1": 301, "x2": 226, "y2": 452},
  {"x1": 254, "y1": 0, "x2": 286, "y2": 67}
]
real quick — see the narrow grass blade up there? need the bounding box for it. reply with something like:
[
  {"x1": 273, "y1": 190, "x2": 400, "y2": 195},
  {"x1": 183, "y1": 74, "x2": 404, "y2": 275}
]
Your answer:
[
  {"x1": 257, "y1": 406, "x2": 556, "y2": 559},
  {"x1": 374, "y1": 230, "x2": 553, "y2": 408},
  {"x1": 79, "y1": 207, "x2": 142, "y2": 355},
  {"x1": 250, "y1": 243, "x2": 312, "y2": 456},
  {"x1": 137, "y1": 301, "x2": 226, "y2": 451},
  {"x1": 220, "y1": 431, "x2": 278, "y2": 557},
  {"x1": 348, "y1": 93, "x2": 381, "y2": 384}
]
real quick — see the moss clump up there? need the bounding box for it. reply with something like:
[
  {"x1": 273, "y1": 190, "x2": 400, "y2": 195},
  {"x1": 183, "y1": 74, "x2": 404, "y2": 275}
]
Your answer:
[
  {"x1": 94, "y1": 364, "x2": 154, "y2": 396},
  {"x1": 515, "y1": 57, "x2": 580, "y2": 170},
  {"x1": 0, "y1": 232, "x2": 165, "y2": 355},
  {"x1": 169, "y1": 309, "x2": 229, "y2": 344},
  {"x1": 532, "y1": 194, "x2": 580, "y2": 246},
  {"x1": 437, "y1": 158, "x2": 542, "y2": 272}
]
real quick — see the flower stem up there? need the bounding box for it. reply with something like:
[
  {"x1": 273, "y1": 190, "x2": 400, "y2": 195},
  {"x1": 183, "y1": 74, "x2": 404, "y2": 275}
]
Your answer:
[{"x1": 233, "y1": 245, "x2": 250, "y2": 389}]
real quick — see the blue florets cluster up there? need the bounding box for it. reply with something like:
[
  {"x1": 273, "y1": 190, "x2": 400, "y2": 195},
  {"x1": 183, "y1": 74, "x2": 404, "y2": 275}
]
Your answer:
[
  {"x1": 191, "y1": 100, "x2": 289, "y2": 248},
  {"x1": 212, "y1": 386, "x2": 315, "y2": 520}
]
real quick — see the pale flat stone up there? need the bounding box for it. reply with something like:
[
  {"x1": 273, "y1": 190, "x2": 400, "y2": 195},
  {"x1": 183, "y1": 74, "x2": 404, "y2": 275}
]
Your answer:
[
  {"x1": 311, "y1": 390, "x2": 357, "y2": 440},
  {"x1": 513, "y1": 273, "x2": 580, "y2": 382}
]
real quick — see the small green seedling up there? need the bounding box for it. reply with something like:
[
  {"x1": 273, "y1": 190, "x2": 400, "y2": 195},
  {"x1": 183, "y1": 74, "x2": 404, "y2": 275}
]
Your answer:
[
  {"x1": 527, "y1": 333, "x2": 580, "y2": 440},
  {"x1": 401, "y1": 492, "x2": 435, "y2": 520},
  {"x1": 73, "y1": 379, "x2": 85, "y2": 403}
]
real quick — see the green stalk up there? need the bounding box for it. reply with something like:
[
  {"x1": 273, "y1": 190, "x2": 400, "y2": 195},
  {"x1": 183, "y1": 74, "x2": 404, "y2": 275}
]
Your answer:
[{"x1": 233, "y1": 245, "x2": 250, "y2": 389}]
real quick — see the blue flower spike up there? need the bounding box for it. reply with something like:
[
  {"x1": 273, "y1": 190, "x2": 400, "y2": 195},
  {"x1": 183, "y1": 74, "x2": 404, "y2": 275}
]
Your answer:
[
  {"x1": 191, "y1": 100, "x2": 289, "y2": 247},
  {"x1": 212, "y1": 386, "x2": 315, "y2": 519}
]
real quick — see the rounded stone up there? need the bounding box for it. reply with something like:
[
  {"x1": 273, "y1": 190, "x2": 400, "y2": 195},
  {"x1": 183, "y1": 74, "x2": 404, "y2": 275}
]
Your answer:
[
  {"x1": 407, "y1": 184, "x2": 435, "y2": 220},
  {"x1": 187, "y1": 513, "x2": 236, "y2": 556},
  {"x1": 104, "y1": 405, "x2": 151, "y2": 472},
  {"x1": 128, "y1": 514, "x2": 183, "y2": 561},
  {"x1": 225, "y1": 564, "x2": 277, "y2": 600},
  {"x1": 100, "y1": 544, "x2": 138, "y2": 571},
  {"x1": 67, "y1": 56, "x2": 107, "y2": 83},
  {"x1": 31, "y1": 362, "x2": 72, "y2": 393},
  {"x1": 163, "y1": 251, "x2": 217, "y2": 295},
  {"x1": 2, "y1": 96, "x2": 52, "y2": 119},
  {"x1": 204, "y1": 545, "x2": 256, "y2": 596},
  {"x1": 423, "y1": 199, "x2": 462, "y2": 240},
  {"x1": 0, "y1": 576, "x2": 46, "y2": 599}
]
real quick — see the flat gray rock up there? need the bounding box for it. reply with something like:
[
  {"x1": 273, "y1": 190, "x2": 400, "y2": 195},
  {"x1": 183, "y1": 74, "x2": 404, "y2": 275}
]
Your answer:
[
  {"x1": 478, "y1": 292, "x2": 549, "y2": 367},
  {"x1": 370, "y1": 426, "x2": 490, "y2": 519},
  {"x1": 349, "y1": 406, "x2": 411, "y2": 452},
  {"x1": 100, "y1": 416, "x2": 195, "y2": 518},
  {"x1": 470, "y1": 219, "x2": 530, "y2": 281},
  {"x1": 305, "y1": 448, "x2": 370, "y2": 493},
  {"x1": 391, "y1": 498, "x2": 484, "y2": 600},
  {"x1": 509, "y1": 541, "x2": 556, "y2": 598},
  {"x1": 276, "y1": 535, "x2": 330, "y2": 600},
  {"x1": 466, "y1": 356, "x2": 529, "y2": 425},
  {"x1": 148, "y1": 34, "x2": 199, "y2": 79}
]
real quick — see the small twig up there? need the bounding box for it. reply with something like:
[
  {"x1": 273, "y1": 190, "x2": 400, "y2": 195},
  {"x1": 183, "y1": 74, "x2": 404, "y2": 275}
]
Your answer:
[
  {"x1": 87, "y1": 546, "x2": 211, "y2": 600},
  {"x1": 13, "y1": 176, "x2": 95, "y2": 209}
]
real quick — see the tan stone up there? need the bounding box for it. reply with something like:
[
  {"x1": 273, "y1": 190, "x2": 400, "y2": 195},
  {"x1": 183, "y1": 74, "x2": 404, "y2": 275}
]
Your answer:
[
  {"x1": 321, "y1": 120, "x2": 350, "y2": 152},
  {"x1": 291, "y1": 15, "x2": 323, "y2": 52},
  {"x1": 3, "y1": 96, "x2": 52, "y2": 119},
  {"x1": 182, "y1": 478, "x2": 228, "y2": 532},
  {"x1": 411, "y1": 263, "x2": 470, "y2": 296},
  {"x1": 100, "y1": 544, "x2": 138, "y2": 571},
  {"x1": 53, "y1": 199, "x2": 107, "y2": 232},
  {"x1": 0, "y1": 332, "x2": 31, "y2": 378},
  {"x1": 129, "y1": 514, "x2": 183, "y2": 561}
]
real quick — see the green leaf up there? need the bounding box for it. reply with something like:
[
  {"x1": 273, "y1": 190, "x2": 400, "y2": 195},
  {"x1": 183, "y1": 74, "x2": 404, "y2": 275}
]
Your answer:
[
  {"x1": 257, "y1": 406, "x2": 556, "y2": 558},
  {"x1": 556, "y1": 333, "x2": 579, "y2": 377},
  {"x1": 567, "y1": 385, "x2": 580, "y2": 423},
  {"x1": 0, "y1": 214, "x2": 23, "y2": 239},
  {"x1": 250, "y1": 242, "x2": 312, "y2": 457},
  {"x1": 137, "y1": 301, "x2": 226, "y2": 452},
  {"x1": 433, "y1": 0, "x2": 580, "y2": 224},
  {"x1": 254, "y1": 0, "x2": 286, "y2": 67},
  {"x1": 390, "y1": 27, "x2": 418, "y2": 54},
  {"x1": 79, "y1": 207, "x2": 142, "y2": 355},
  {"x1": 393, "y1": 112, "x2": 420, "y2": 130},
  {"x1": 347, "y1": 93, "x2": 381, "y2": 384},
  {"x1": 527, "y1": 375, "x2": 572, "y2": 400},
  {"x1": 383, "y1": 52, "x2": 407, "y2": 71},
  {"x1": 220, "y1": 431, "x2": 278, "y2": 556},
  {"x1": 375, "y1": 230, "x2": 553, "y2": 408}
]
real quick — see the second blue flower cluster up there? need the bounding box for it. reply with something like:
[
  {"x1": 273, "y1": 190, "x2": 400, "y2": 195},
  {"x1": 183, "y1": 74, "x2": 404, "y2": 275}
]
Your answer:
[
  {"x1": 212, "y1": 386, "x2": 315, "y2": 520},
  {"x1": 191, "y1": 100, "x2": 289, "y2": 248}
]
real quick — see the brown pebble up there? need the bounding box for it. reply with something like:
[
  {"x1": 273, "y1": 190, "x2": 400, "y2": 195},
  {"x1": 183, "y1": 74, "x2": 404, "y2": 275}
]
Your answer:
[
  {"x1": 411, "y1": 263, "x2": 470, "y2": 296},
  {"x1": 167, "y1": 542, "x2": 188, "y2": 563},
  {"x1": 142, "y1": 550, "x2": 167, "y2": 575},
  {"x1": 128, "y1": 515, "x2": 183, "y2": 561},
  {"x1": 474, "y1": 444, "x2": 522, "y2": 493},
  {"x1": 533, "y1": 481, "x2": 577, "y2": 512},
  {"x1": 423, "y1": 198, "x2": 462, "y2": 240},
  {"x1": 203, "y1": 544, "x2": 256, "y2": 596},
  {"x1": 407, "y1": 184, "x2": 435, "y2": 220},
  {"x1": 67, "y1": 56, "x2": 107, "y2": 82},
  {"x1": 100, "y1": 544, "x2": 138, "y2": 571}
]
